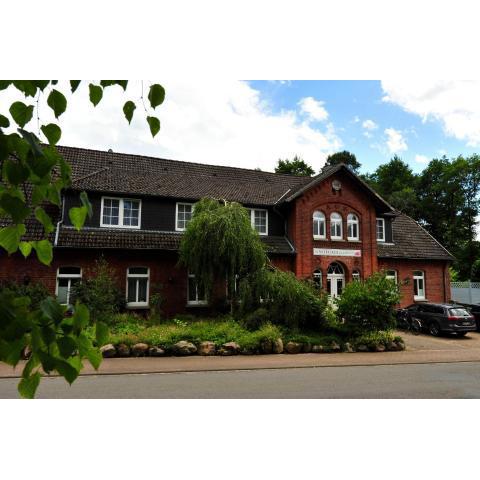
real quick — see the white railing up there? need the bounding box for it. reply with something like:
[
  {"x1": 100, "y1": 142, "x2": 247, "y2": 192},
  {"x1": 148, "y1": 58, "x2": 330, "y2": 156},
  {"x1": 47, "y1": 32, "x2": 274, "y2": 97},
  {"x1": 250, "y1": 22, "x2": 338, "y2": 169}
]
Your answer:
[{"x1": 451, "y1": 281, "x2": 480, "y2": 304}]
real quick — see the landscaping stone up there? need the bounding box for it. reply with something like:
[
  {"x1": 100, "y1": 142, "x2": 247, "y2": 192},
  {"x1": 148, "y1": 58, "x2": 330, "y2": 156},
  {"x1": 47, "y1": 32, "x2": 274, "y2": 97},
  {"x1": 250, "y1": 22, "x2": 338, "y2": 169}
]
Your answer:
[
  {"x1": 396, "y1": 341, "x2": 406, "y2": 351},
  {"x1": 148, "y1": 346, "x2": 165, "y2": 357},
  {"x1": 374, "y1": 343, "x2": 386, "y2": 352},
  {"x1": 386, "y1": 341, "x2": 399, "y2": 351},
  {"x1": 240, "y1": 347, "x2": 257, "y2": 355},
  {"x1": 272, "y1": 338, "x2": 283, "y2": 354},
  {"x1": 302, "y1": 342, "x2": 312, "y2": 353},
  {"x1": 285, "y1": 341, "x2": 302, "y2": 354},
  {"x1": 343, "y1": 342, "x2": 354, "y2": 353},
  {"x1": 331, "y1": 341, "x2": 341, "y2": 352},
  {"x1": 132, "y1": 343, "x2": 149, "y2": 356},
  {"x1": 116, "y1": 343, "x2": 131, "y2": 357},
  {"x1": 218, "y1": 342, "x2": 241, "y2": 355},
  {"x1": 356, "y1": 344, "x2": 369, "y2": 352},
  {"x1": 172, "y1": 341, "x2": 197, "y2": 356},
  {"x1": 100, "y1": 344, "x2": 116, "y2": 358},
  {"x1": 311, "y1": 345, "x2": 324, "y2": 353},
  {"x1": 198, "y1": 341, "x2": 216, "y2": 356},
  {"x1": 260, "y1": 339, "x2": 273, "y2": 354}
]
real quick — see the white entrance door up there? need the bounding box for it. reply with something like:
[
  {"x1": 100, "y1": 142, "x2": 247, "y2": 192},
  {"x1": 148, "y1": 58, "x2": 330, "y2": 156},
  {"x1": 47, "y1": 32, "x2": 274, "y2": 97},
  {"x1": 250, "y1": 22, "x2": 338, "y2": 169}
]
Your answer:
[{"x1": 326, "y1": 262, "x2": 345, "y2": 299}]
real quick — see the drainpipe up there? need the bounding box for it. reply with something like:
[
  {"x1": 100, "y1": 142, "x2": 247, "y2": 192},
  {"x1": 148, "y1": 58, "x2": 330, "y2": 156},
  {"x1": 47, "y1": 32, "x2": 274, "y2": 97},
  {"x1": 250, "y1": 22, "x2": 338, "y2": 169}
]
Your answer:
[{"x1": 54, "y1": 193, "x2": 65, "y2": 247}]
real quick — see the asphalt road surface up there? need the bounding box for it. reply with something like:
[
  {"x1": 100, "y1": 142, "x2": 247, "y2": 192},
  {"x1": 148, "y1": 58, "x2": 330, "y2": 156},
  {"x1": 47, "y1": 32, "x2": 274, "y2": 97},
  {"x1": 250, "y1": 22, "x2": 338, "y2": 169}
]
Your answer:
[{"x1": 2, "y1": 361, "x2": 480, "y2": 398}]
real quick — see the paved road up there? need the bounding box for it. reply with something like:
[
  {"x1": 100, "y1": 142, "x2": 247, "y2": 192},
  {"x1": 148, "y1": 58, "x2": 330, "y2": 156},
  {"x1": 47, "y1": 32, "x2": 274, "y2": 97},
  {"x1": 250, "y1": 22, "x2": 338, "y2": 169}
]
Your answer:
[{"x1": 2, "y1": 361, "x2": 480, "y2": 398}]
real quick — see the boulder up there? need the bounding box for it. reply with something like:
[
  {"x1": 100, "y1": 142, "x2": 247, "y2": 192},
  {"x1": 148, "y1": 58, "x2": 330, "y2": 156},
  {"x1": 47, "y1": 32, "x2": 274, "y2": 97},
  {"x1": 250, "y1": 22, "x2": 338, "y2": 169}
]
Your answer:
[
  {"x1": 312, "y1": 344, "x2": 324, "y2": 353},
  {"x1": 396, "y1": 341, "x2": 406, "y2": 351},
  {"x1": 116, "y1": 343, "x2": 131, "y2": 357},
  {"x1": 218, "y1": 342, "x2": 240, "y2": 355},
  {"x1": 100, "y1": 344, "x2": 116, "y2": 358},
  {"x1": 302, "y1": 342, "x2": 312, "y2": 353},
  {"x1": 331, "y1": 341, "x2": 341, "y2": 352},
  {"x1": 285, "y1": 341, "x2": 302, "y2": 354},
  {"x1": 260, "y1": 339, "x2": 273, "y2": 354},
  {"x1": 197, "y1": 341, "x2": 216, "y2": 356},
  {"x1": 374, "y1": 343, "x2": 386, "y2": 352},
  {"x1": 356, "y1": 344, "x2": 369, "y2": 352},
  {"x1": 148, "y1": 346, "x2": 165, "y2": 357},
  {"x1": 132, "y1": 343, "x2": 149, "y2": 356},
  {"x1": 343, "y1": 342, "x2": 354, "y2": 353},
  {"x1": 386, "y1": 341, "x2": 399, "y2": 352},
  {"x1": 272, "y1": 338, "x2": 284, "y2": 354},
  {"x1": 172, "y1": 341, "x2": 197, "y2": 356}
]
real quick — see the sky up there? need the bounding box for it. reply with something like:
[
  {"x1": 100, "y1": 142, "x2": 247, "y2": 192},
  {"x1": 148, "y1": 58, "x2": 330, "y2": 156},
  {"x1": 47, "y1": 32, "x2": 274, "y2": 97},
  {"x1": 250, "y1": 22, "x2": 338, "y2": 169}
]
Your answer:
[{"x1": 2, "y1": 80, "x2": 480, "y2": 175}]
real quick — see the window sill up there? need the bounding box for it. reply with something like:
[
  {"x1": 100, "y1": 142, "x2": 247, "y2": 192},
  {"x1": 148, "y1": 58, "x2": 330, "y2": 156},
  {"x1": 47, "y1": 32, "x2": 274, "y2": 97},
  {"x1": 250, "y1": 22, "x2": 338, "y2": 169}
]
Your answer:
[
  {"x1": 126, "y1": 304, "x2": 150, "y2": 309},
  {"x1": 313, "y1": 236, "x2": 326, "y2": 240},
  {"x1": 414, "y1": 297, "x2": 426, "y2": 302},
  {"x1": 186, "y1": 302, "x2": 208, "y2": 307},
  {"x1": 100, "y1": 224, "x2": 141, "y2": 230},
  {"x1": 347, "y1": 238, "x2": 360, "y2": 242}
]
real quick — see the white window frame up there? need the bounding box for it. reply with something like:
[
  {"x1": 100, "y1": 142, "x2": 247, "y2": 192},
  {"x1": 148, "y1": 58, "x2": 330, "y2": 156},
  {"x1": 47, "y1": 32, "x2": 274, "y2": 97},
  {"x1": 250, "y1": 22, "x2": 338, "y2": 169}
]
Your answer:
[
  {"x1": 352, "y1": 269, "x2": 361, "y2": 281},
  {"x1": 126, "y1": 267, "x2": 150, "y2": 308},
  {"x1": 376, "y1": 218, "x2": 385, "y2": 242},
  {"x1": 56, "y1": 267, "x2": 82, "y2": 306},
  {"x1": 413, "y1": 270, "x2": 425, "y2": 301},
  {"x1": 187, "y1": 272, "x2": 208, "y2": 306},
  {"x1": 313, "y1": 211, "x2": 326, "y2": 240},
  {"x1": 250, "y1": 208, "x2": 268, "y2": 236},
  {"x1": 386, "y1": 270, "x2": 398, "y2": 284},
  {"x1": 100, "y1": 196, "x2": 142, "y2": 229},
  {"x1": 347, "y1": 213, "x2": 359, "y2": 241},
  {"x1": 175, "y1": 202, "x2": 194, "y2": 232},
  {"x1": 330, "y1": 212, "x2": 343, "y2": 240}
]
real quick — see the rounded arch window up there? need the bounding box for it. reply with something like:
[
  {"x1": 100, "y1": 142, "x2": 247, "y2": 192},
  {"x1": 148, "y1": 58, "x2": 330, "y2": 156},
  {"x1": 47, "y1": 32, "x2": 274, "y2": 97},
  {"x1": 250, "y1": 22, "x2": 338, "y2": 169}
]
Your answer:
[
  {"x1": 347, "y1": 213, "x2": 359, "y2": 240},
  {"x1": 330, "y1": 212, "x2": 343, "y2": 240},
  {"x1": 327, "y1": 262, "x2": 344, "y2": 275},
  {"x1": 313, "y1": 211, "x2": 326, "y2": 239}
]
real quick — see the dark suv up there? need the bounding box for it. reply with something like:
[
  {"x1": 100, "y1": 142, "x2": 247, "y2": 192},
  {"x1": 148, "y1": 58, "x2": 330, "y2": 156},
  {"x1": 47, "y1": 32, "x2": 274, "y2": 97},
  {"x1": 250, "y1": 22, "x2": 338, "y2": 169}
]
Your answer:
[{"x1": 398, "y1": 303, "x2": 477, "y2": 336}]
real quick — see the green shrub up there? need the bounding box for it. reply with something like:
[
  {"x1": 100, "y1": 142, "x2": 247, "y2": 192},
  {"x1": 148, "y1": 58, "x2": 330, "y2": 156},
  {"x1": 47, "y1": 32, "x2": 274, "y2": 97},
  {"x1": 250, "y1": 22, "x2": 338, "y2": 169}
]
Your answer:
[
  {"x1": 352, "y1": 330, "x2": 396, "y2": 348},
  {"x1": 0, "y1": 280, "x2": 49, "y2": 309},
  {"x1": 335, "y1": 272, "x2": 401, "y2": 335},
  {"x1": 240, "y1": 307, "x2": 271, "y2": 331}
]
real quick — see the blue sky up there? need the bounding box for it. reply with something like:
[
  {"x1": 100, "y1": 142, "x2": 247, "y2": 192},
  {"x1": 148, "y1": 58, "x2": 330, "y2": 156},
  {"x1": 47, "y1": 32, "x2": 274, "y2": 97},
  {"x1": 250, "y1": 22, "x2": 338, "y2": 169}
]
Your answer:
[{"x1": 249, "y1": 80, "x2": 480, "y2": 174}]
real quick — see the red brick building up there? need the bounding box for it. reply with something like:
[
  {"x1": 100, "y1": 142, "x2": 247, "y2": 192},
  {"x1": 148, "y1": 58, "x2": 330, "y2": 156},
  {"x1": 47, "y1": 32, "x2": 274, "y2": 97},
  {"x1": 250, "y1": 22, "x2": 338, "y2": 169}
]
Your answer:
[{"x1": 0, "y1": 146, "x2": 452, "y2": 316}]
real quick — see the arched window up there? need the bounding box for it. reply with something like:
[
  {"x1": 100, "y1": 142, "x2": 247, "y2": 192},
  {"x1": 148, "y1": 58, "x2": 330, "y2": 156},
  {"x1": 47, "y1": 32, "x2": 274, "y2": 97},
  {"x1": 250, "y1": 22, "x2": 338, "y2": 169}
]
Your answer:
[
  {"x1": 330, "y1": 212, "x2": 343, "y2": 240},
  {"x1": 413, "y1": 270, "x2": 425, "y2": 300},
  {"x1": 352, "y1": 269, "x2": 361, "y2": 281},
  {"x1": 313, "y1": 211, "x2": 326, "y2": 239},
  {"x1": 347, "y1": 213, "x2": 359, "y2": 240},
  {"x1": 327, "y1": 262, "x2": 344, "y2": 275},
  {"x1": 313, "y1": 269, "x2": 322, "y2": 289}
]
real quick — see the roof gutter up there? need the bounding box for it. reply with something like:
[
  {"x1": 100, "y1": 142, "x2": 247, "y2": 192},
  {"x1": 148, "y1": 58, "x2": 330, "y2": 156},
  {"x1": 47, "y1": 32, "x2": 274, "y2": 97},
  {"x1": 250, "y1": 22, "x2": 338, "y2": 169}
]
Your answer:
[{"x1": 54, "y1": 193, "x2": 65, "y2": 247}]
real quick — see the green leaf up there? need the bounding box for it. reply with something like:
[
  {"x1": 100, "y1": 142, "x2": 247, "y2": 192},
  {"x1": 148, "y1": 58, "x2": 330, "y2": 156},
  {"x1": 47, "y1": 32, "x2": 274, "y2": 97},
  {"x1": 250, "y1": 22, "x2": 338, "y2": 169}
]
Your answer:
[
  {"x1": 32, "y1": 80, "x2": 50, "y2": 91},
  {"x1": 146, "y1": 116, "x2": 160, "y2": 137},
  {"x1": 95, "y1": 321, "x2": 109, "y2": 347},
  {"x1": 19, "y1": 129, "x2": 44, "y2": 158},
  {"x1": 55, "y1": 359, "x2": 79, "y2": 384},
  {"x1": 47, "y1": 89, "x2": 67, "y2": 118},
  {"x1": 0, "y1": 114, "x2": 9, "y2": 128},
  {"x1": 89, "y1": 84, "x2": 103, "y2": 107},
  {"x1": 3, "y1": 159, "x2": 30, "y2": 185},
  {"x1": 13, "y1": 81, "x2": 37, "y2": 97},
  {"x1": 69, "y1": 206, "x2": 88, "y2": 231},
  {"x1": 86, "y1": 347, "x2": 102, "y2": 370},
  {"x1": 148, "y1": 84, "x2": 165, "y2": 109},
  {"x1": 0, "y1": 224, "x2": 26, "y2": 254},
  {"x1": 70, "y1": 80, "x2": 81, "y2": 93},
  {"x1": 32, "y1": 239, "x2": 53, "y2": 266},
  {"x1": 123, "y1": 101, "x2": 136, "y2": 124},
  {"x1": 19, "y1": 241, "x2": 32, "y2": 258},
  {"x1": 72, "y1": 303, "x2": 90, "y2": 330},
  {"x1": 9, "y1": 101, "x2": 34, "y2": 127},
  {"x1": 57, "y1": 336, "x2": 77, "y2": 358},
  {"x1": 0, "y1": 81, "x2": 12, "y2": 90},
  {"x1": 35, "y1": 207, "x2": 55, "y2": 233},
  {"x1": 40, "y1": 123, "x2": 61, "y2": 145},
  {"x1": 40, "y1": 297, "x2": 65, "y2": 324},
  {"x1": 0, "y1": 194, "x2": 30, "y2": 223},
  {"x1": 18, "y1": 372, "x2": 41, "y2": 399},
  {"x1": 80, "y1": 191, "x2": 93, "y2": 218}
]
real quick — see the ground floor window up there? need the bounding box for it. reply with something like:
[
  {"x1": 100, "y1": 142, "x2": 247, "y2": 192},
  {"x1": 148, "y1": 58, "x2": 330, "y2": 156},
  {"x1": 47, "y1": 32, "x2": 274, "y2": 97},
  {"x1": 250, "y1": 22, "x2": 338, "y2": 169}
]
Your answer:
[
  {"x1": 188, "y1": 273, "x2": 207, "y2": 305},
  {"x1": 126, "y1": 267, "x2": 149, "y2": 307},
  {"x1": 313, "y1": 269, "x2": 322, "y2": 289},
  {"x1": 352, "y1": 269, "x2": 361, "y2": 281},
  {"x1": 413, "y1": 270, "x2": 425, "y2": 300},
  {"x1": 56, "y1": 267, "x2": 82, "y2": 306},
  {"x1": 386, "y1": 270, "x2": 398, "y2": 284}
]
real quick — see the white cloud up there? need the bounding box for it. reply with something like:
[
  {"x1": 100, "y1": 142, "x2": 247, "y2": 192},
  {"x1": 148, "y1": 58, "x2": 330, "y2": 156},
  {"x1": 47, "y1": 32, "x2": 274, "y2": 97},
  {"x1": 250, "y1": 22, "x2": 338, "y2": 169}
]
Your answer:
[
  {"x1": 381, "y1": 80, "x2": 480, "y2": 147},
  {"x1": 415, "y1": 154, "x2": 430, "y2": 164},
  {"x1": 385, "y1": 128, "x2": 407, "y2": 153},
  {"x1": 298, "y1": 96, "x2": 329, "y2": 122},
  {"x1": 0, "y1": 81, "x2": 342, "y2": 171},
  {"x1": 362, "y1": 119, "x2": 378, "y2": 130}
]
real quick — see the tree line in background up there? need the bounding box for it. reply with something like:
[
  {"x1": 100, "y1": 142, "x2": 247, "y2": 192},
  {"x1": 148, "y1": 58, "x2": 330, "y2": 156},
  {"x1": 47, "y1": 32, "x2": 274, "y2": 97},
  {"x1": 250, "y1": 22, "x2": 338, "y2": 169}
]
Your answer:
[{"x1": 275, "y1": 151, "x2": 480, "y2": 281}]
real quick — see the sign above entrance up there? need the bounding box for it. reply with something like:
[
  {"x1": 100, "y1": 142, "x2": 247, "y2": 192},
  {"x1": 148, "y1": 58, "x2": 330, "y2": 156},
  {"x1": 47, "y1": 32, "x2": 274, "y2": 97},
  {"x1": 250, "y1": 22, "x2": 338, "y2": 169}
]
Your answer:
[{"x1": 313, "y1": 248, "x2": 361, "y2": 257}]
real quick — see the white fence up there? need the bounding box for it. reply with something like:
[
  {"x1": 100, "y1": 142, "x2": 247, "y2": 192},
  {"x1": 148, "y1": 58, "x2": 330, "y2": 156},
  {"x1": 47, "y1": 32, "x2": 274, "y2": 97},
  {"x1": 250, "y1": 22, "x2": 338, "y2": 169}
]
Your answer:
[{"x1": 451, "y1": 281, "x2": 480, "y2": 305}]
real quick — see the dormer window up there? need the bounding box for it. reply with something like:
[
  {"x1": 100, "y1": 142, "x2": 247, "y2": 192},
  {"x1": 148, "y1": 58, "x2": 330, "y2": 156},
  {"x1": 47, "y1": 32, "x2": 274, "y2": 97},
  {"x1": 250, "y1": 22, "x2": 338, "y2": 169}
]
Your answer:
[
  {"x1": 176, "y1": 203, "x2": 194, "y2": 231},
  {"x1": 376, "y1": 218, "x2": 385, "y2": 241},
  {"x1": 250, "y1": 209, "x2": 268, "y2": 235},
  {"x1": 101, "y1": 197, "x2": 141, "y2": 229}
]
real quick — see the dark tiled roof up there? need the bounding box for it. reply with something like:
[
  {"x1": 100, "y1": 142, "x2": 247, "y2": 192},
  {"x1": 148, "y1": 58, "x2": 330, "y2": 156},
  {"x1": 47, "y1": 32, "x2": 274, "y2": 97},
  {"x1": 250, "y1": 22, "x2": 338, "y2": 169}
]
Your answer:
[
  {"x1": 378, "y1": 214, "x2": 453, "y2": 260},
  {"x1": 58, "y1": 145, "x2": 310, "y2": 206},
  {"x1": 56, "y1": 226, "x2": 294, "y2": 255}
]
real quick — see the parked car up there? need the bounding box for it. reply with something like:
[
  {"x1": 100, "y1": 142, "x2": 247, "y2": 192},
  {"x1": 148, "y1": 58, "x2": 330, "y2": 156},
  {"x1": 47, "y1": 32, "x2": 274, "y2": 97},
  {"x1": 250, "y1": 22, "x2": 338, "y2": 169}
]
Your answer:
[
  {"x1": 397, "y1": 303, "x2": 476, "y2": 336},
  {"x1": 462, "y1": 304, "x2": 480, "y2": 331}
]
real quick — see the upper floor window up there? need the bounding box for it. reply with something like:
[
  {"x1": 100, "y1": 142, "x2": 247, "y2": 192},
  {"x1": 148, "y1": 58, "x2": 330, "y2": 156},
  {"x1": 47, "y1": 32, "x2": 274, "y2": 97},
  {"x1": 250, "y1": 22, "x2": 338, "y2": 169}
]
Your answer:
[
  {"x1": 56, "y1": 267, "x2": 82, "y2": 306},
  {"x1": 347, "y1": 213, "x2": 359, "y2": 240},
  {"x1": 376, "y1": 218, "x2": 385, "y2": 241},
  {"x1": 176, "y1": 203, "x2": 194, "y2": 231},
  {"x1": 126, "y1": 267, "x2": 149, "y2": 307},
  {"x1": 187, "y1": 273, "x2": 207, "y2": 305},
  {"x1": 101, "y1": 197, "x2": 141, "y2": 229},
  {"x1": 386, "y1": 270, "x2": 398, "y2": 284},
  {"x1": 250, "y1": 209, "x2": 268, "y2": 235},
  {"x1": 413, "y1": 270, "x2": 425, "y2": 300},
  {"x1": 313, "y1": 211, "x2": 326, "y2": 239},
  {"x1": 330, "y1": 212, "x2": 343, "y2": 240}
]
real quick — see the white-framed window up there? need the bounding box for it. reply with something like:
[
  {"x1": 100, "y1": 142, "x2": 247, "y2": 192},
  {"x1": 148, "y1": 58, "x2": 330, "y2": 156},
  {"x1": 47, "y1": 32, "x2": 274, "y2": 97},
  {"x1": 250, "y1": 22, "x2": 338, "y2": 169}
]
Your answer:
[
  {"x1": 313, "y1": 269, "x2": 322, "y2": 289},
  {"x1": 187, "y1": 273, "x2": 207, "y2": 305},
  {"x1": 313, "y1": 211, "x2": 326, "y2": 239},
  {"x1": 376, "y1": 218, "x2": 385, "y2": 241},
  {"x1": 56, "y1": 267, "x2": 82, "y2": 306},
  {"x1": 386, "y1": 270, "x2": 398, "y2": 284},
  {"x1": 330, "y1": 212, "x2": 343, "y2": 240},
  {"x1": 250, "y1": 209, "x2": 268, "y2": 235},
  {"x1": 352, "y1": 269, "x2": 361, "y2": 281},
  {"x1": 413, "y1": 270, "x2": 425, "y2": 300},
  {"x1": 100, "y1": 197, "x2": 141, "y2": 229},
  {"x1": 347, "y1": 213, "x2": 359, "y2": 240},
  {"x1": 176, "y1": 203, "x2": 194, "y2": 231},
  {"x1": 126, "y1": 267, "x2": 149, "y2": 307}
]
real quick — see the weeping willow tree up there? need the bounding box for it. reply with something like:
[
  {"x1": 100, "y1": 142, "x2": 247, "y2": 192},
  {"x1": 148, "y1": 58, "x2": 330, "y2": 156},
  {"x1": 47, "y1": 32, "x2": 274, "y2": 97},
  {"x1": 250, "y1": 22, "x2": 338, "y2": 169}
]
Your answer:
[{"x1": 178, "y1": 198, "x2": 267, "y2": 300}]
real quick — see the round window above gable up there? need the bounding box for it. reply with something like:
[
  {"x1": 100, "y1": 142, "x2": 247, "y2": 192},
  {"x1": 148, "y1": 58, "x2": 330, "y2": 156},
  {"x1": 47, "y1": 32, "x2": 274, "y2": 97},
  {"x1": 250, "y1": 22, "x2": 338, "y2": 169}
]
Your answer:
[{"x1": 332, "y1": 180, "x2": 342, "y2": 191}]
